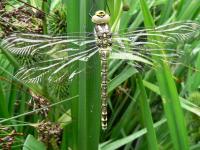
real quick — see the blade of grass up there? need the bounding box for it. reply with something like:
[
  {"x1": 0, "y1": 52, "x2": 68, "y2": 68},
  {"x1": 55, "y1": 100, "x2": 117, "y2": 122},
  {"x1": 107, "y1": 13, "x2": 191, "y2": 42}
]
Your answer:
[
  {"x1": 177, "y1": 1, "x2": 200, "y2": 20},
  {"x1": 110, "y1": 84, "x2": 140, "y2": 138},
  {"x1": 176, "y1": 0, "x2": 186, "y2": 14},
  {"x1": 108, "y1": 65, "x2": 137, "y2": 93},
  {"x1": 8, "y1": 72, "x2": 18, "y2": 115},
  {"x1": 65, "y1": 1, "x2": 104, "y2": 149},
  {"x1": 77, "y1": 1, "x2": 88, "y2": 149},
  {"x1": 66, "y1": 1, "x2": 80, "y2": 149},
  {"x1": 41, "y1": 0, "x2": 50, "y2": 33},
  {"x1": 158, "y1": 0, "x2": 174, "y2": 24},
  {"x1": 143, "y1": 80, "x2": 200, "y2": 117},
  {"x1": 136, "y1": 74, "x2": 158, "y2": 150},
  {"x1": 100, "y1": 118, "x2": 166, "y2": 150},
  {"x1": 23, "y1": 134, "x2": 46, "y2": 150},
  {"x1": 18, "y1": 87, "x2": 28, "y2": 132},
  {"x1": 0, "y1": 46, "x2": 20, "y2": 116},
  {"x1": 78, "y1": 0, "x2": 102, "y2": 149},
  {"x1": 139, "y1": 1, "x2": 189, "y2": 149},
  {"x1": 0, "y1": 82, "x2": 9, "y2": 117},
  {"x1": 0, "y1": 45, "x2": 20, "y2": 69},
  {"x1": 60, "y1": 1, "x2": 72, "y2": 149},
  {"x1": 85, "y1": 2, "x2": 104, "y2": 150},
  {"x1": 78, "y1": 0, "x2": 105, "y2": 149}
]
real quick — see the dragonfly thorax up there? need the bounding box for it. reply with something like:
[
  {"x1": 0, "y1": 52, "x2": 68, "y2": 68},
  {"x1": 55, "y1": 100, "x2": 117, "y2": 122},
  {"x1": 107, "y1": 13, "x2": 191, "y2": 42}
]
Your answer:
[{"x1": 94, "y1": 24, "x2": 112, "y2": 48}]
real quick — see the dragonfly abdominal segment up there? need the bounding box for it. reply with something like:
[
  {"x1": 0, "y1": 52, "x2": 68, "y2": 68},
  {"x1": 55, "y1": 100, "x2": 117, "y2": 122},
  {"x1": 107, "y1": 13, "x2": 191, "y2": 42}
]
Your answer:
[{"x1": 92, "y1": 10, "x2": 112, "y2": 130}]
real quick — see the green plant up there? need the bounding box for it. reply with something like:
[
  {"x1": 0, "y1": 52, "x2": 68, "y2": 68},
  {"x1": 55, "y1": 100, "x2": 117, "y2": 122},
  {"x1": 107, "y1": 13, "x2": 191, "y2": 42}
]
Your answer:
[{"x1": 0, "y1": 0, "x2": 200, "y2": 150}]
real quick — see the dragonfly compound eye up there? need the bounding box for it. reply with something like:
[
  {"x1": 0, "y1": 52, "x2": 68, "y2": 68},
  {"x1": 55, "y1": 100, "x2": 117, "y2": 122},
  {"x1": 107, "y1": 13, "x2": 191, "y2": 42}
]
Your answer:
[
  {"x1": 92, "y1": 10, "x2": 110, "y2": 24},
  {"x1": 96, "y1": 11, "x2": 106, "y2": 17}
]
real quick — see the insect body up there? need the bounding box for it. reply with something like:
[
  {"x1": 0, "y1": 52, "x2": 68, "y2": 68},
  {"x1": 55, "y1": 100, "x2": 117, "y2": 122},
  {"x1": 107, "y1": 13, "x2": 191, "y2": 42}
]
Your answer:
[
  {"x1": 1, "y1": 10, "x2": 200, "y2": 131},
  {"x1": 92, "y1": 10, "x2": 112, "y2": 130}
]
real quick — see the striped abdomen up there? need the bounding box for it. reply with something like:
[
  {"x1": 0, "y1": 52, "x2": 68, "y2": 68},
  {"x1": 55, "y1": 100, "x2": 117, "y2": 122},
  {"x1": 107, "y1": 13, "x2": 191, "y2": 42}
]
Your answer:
[{"x1": 100, "y1": 48, "x2": 110, "y2": 130}]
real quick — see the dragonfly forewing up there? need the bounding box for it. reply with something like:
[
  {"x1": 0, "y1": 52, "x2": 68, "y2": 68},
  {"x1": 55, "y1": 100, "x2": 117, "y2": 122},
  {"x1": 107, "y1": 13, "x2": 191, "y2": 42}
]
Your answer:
[
  {"x1": 111, "y1": 21, "x2": 200, "y2": 69},
  {"x1": 1, "y1": 33, "x2": 98, "y2": 84}
]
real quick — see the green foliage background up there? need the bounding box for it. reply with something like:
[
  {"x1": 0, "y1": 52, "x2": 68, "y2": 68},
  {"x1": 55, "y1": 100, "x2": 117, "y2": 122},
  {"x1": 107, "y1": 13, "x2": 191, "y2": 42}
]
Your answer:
[{"x1": 0, "y1": 0, "x2": 200, "y2": 150}]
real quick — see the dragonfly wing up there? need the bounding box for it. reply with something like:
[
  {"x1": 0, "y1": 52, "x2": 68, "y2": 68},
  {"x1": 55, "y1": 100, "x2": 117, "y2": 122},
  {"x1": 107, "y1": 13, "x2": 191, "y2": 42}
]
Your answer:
[
  {"x1": 112, "y1": 21, "x2": 200, "y2": 68},
  {"x1": 1, "y1": 33, "x2": 98, "y2": 84}
]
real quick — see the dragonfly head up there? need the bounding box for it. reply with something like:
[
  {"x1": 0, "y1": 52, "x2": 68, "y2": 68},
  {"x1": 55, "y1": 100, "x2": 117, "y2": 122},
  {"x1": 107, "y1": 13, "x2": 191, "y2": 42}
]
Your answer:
[{"x1": 92, "y1": 10, "x2": 110, "y2": 24}]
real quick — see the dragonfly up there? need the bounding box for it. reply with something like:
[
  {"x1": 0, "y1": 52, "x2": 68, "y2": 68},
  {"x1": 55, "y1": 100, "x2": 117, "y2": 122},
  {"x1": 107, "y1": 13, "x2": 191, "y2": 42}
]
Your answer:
[{"x1": 1, "y1": 10, "x2": 200, "y2": 130}]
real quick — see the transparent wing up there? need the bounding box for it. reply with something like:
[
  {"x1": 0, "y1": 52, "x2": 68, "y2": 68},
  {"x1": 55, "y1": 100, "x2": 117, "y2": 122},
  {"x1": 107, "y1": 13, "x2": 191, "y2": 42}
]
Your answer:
[
  {"x1": 1, "y1": 33, "x2": 98, "y2": 84},
  {"x1": 112, "y1": 21, "x2": 200, "y2": 70}
]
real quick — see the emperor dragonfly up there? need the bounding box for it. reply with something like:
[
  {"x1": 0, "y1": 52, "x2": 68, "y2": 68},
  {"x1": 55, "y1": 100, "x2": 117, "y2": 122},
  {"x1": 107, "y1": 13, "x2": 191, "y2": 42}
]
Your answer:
[{"x1": 1, "y1": 10, "x2": 200, "y2": 130}]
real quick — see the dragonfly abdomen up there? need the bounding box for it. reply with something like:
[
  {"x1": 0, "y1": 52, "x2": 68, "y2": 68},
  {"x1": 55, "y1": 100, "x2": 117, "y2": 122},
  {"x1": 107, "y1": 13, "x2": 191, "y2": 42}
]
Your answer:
[
  {"x1": 97, "y1": 34, "x2": 111, "y2": 130},
  {"x1": 100, "y1": 48, "x2": 110, "y2": 130},
  {"x1": 98, "y1": 32, "x2": 111, "y2": 130}
]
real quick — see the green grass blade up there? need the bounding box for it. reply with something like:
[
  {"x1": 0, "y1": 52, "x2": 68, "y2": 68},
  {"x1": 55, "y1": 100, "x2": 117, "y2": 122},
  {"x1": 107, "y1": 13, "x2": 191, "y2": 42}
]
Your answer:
[
  {"x1": 23, "y1": 134, "x2": 46, "y2": 150},
  {"x1": 77, "y1": 1, "x2": 88, "y2": 149},
  {"x1": 0, "y1": 82, "x2": 9, "y2": 117},
  {"x1": 100, "y1": 118, "x2": 166, "y2": 150},
  {"x1": 0, "y1": 45, "x2": 20, "y2": 69},
  {"x1": 143, "y1": 80, "x2": 200, "y2": 117},
  {"x1": 65, "y1": 1, "x2": 104, "y2": 149},
  {"x1": 136, "y1": 74, "x2": 158, "y2": 150},
  {"x1": 158, "y1": 0, "x2": 174, "y2": 24},
  {"x1": 66, "y1": 0, "x2": 80, "y2": 149},
  {"x1": 108, "y1": 65, "x2": 137, "y2": 93},
  {"x1": 41, "y1": 0, "x2": 50, "y2": 33},
  {"x1": 85, "y1": 2, "x2": 104, "y2": 149},
  {"x1": 139, "y1": 0, "x2": 189, "y2": 149},
  {"x1": 0, "y1": 46, "x2": 20, "y2": 116},
  {"x1": 177, "y1": 1, "x2": 200, "y2": 20},
  {"x1": 8, "y1": 76, "x2": 18, "y2": 115},
  {"x1": 78, "y1": 0, "x2": 101, "y2": 149}
]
